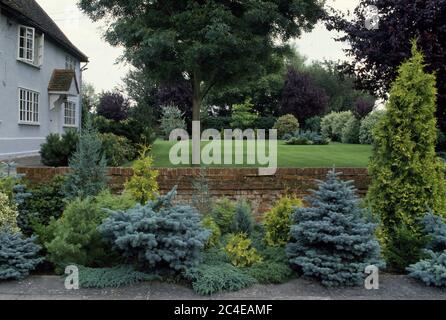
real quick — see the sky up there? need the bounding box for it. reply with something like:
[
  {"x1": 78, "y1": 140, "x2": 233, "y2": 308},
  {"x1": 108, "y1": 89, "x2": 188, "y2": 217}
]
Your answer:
[{"x1": 36, "y1": 0, "x2": 360, "y2": 93}]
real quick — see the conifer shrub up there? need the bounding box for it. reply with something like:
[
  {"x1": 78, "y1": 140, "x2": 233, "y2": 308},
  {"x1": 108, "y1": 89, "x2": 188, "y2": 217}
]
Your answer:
[
  {"x1": 211, "y1": 198, "x2": 236, "y2": 234},
  {"x1": 40, "y1": 130, "x2": 79, "y2": 167},
  {"x1": 368, "y1": 42, "x2": 446, "y2": 270},
  {"x1": 273, "y1": 114, "x2": 299, "y2": 139},
  {"x1": 202, "y1": 215, "x2": 221, "y2": 249},
  {"x1": 124, "y1": 146, "x2": 159, "y2": 205},
  {"x1": 407, "y1": 212, "x2": 446, "y2": 287},
  {"x1": 230, "y1": 99, "x2": 259, "y2": 130},
  {"x1": 231, "y1": 200, "x2": 254, "y2": 236},
  {"x1": 99, "y1": 188, "x2": 210, "y2": 274},
  {"x1": 0, "y1": 229, "x2": 42, "y2": 280},
  {"x1": 77, "y1": 265, "x2": 160, "y2": 289},
  {"x1": 159, "y1": 104, "x2": 187, "y2": 140},
  {"x1": 263, "y1": 196, "x2": 303, "y2": 247},
  {"x1": 243, "y1": 261, "x2": 294, "y2": 284},
  {"x1": 45, "y1": 191, "x2": 135, "y2": 270},
  {"x1": 0, "y1": 192, "x2": 19, "y2": 233},
  {"x1": 359, "y1": 111, "x2": 385, "y2": 145},
  {"x1": 225, "y1": 233, "x2": 262, "y2": 268},
  {"x1": 185, "y1": 263, "x2": 257, "y2": 296},
  {"x1": 64, "y1": 119, "x2": 108, "y2": 200},
  {"x1": 286, "y1": 169, "x2": 384, "y2": 287}
]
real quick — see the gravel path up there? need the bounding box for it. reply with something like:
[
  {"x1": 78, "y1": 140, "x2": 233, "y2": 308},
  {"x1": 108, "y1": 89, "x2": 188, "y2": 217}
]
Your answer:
[{"x1": 0, "y1": 275, "x2": 445, "y2": 300}]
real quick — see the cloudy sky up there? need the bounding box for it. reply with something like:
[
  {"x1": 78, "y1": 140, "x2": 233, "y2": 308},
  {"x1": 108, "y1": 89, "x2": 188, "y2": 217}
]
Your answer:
[{"x1": 36, "y1": 0, "x2": 360, "y2": 93}]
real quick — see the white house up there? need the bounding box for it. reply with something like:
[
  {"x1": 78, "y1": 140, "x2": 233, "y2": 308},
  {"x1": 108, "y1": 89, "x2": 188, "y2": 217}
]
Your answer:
[{"x1": 0, "y1": 0, "x2": 88, "y2": 159}]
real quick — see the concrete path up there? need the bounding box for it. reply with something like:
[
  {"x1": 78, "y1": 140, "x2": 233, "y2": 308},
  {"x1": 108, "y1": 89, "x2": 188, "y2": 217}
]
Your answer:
[{"x1": 0, "y1": 275, "x2": 445, "y2": 300}]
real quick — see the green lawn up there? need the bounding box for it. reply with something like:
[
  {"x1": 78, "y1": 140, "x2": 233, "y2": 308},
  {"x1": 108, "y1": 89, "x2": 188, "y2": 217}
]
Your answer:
[{"x1": 147, "y1": 139, "x2": 372, "y2": 168}]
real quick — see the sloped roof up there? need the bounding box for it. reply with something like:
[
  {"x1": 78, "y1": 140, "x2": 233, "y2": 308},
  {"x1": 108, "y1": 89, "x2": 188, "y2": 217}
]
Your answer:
[
  {"x1": 0, "y1": 0, "x2": 88, "y2": 62},
  {"x1": 48, "y1": 69, "x2": 79, "y2": 93}
]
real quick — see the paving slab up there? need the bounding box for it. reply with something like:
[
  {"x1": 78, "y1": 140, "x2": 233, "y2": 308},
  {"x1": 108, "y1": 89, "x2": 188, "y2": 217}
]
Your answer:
[{"x1": 0, "y1": 275, "x2": 445, "y2": 300}]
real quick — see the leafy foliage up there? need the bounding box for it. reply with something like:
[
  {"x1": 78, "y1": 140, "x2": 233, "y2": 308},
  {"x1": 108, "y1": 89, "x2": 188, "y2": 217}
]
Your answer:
[
  {"x1": 225, "y1": 233, "x2": 262, "y2": 268},
  {"x1": 124, "y1": 147, "x2": 159, "y2": 205},
  {"x1": 159, "y1": 104, "x2": 187, "y2": 140},
  {"x1": 40, "y1": 130, "x2": 79, "y2": 167},
  {"x1": 231, "y1": 200, "x2": 254, "y2": 236},
  {"x1": 202, "y1": 215, "x2": 221, "y2": 249},
  {"x1": 273, "y1": 114, "x2": 299, "y2": 139},
  {"x1": 79, "y1": 0, "x2": 324, "y2": 122},
  {"x1": 211, "y1": 198, "x2": 236, "y2": 234},
  {"x1": 185, "y1": 263, "x2": 257, "y2": 296},
  {"x1": 263, "y1": 196, "x2": 303, "y2": 247},
  {"x1": 243, "y1": 261, "x2": 293, "y2": 284},
  {"x1": 321, "y1": 111, "x2": 355, "y2": 142},
  {"x1": 286, "y1": 169, "x2": 384, "y2": 287},
  {"x1": 99, "y1": 188, "x2": 210, "y2": 274},
  {"x1": 77, "y1": 265, "x2": 159, "y2": 289},
  {"x1": 99, "y1": 133, "x2": 137, "y2": 166},
  {"x1": 230, "y1": 99, "x2": 259, "y2": 130},
  {"x1": 0, "y1": 230, "x2": 42, "y2": 280},
  {"x1": 326, "y1": 0, "x2": 446, "y2": 141},
  {"x1": 368, "y1": 43, "x2": 446, "y2": 270},
  {"x1": 359, "y1": 111, "x2": 385, "y2": 145},
  {"x1": 97, "y1": 91, "x2": 130, "y2": 121},
  {"x1": 0, "y1": 192, "x2": 19, "y2": 233},
  {"x1": 64, "y1": 119, "x2": 108, "y2": 200},
  {"x1": 284, "y1": 130, "x2": 330, "y2": 145},
  {"x1": 281, "y1": 68, "x2": 328, "y2": 123},
  {"x1": 341, "y1": 117, "x2": 360, "y2": 144}
]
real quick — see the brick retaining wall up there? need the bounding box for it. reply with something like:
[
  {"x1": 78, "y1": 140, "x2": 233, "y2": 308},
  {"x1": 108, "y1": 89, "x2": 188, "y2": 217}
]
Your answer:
[{"x1": 17, "y1": 167, "x2": 370, "y2": 217}]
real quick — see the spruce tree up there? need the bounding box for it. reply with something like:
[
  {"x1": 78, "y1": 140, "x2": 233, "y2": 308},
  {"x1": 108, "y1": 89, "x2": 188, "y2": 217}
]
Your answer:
[
  {"x1": 368, "y1": 41, "x2": 446, "y2": 269},
  {"x1": 286, "y1": 169, "x2": 383, "y2": 287},
  {"x1": 64, "y1": 117, "x2": 108, "y2": 200}
]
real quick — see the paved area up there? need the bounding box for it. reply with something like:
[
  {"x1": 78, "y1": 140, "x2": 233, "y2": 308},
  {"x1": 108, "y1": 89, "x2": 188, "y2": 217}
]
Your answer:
[{"x1": 0, "y1": 275, "x2": 445, "y2": 300}]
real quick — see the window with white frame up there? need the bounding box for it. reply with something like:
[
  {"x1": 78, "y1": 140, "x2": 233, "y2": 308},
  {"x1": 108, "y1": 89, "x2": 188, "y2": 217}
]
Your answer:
[
  {"x1": 65, "y1": 56, "x2": 76, "y2": 70},
  {"x1": 18, "y1": 26, "x2": 44, "y2": 66},
  {"x1": 19, "y1": 88, "x2": 39, "y2": 124},
  {"x1": 64, "y1": 101, "x2": 76, "y2": 126}
]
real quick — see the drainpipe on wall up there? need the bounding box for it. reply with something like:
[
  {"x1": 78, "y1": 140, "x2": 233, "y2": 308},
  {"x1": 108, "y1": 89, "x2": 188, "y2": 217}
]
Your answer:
[{"x1": 79, "y1": 62, "x2": 89, "y2": 133}]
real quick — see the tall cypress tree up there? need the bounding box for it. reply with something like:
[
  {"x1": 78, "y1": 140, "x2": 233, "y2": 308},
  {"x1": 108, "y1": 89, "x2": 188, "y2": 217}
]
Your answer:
[
  {"x1": 368, "y1": 41, "x2": 446, "y2": 269},
  {"x1": 286, "y1": 169, "x2": 383, "y2": 287}
]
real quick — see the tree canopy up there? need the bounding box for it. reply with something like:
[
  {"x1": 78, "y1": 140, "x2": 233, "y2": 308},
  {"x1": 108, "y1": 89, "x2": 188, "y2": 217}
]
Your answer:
[{"x1": 78, "y1": 0, "x2": 325, "y2": 121}]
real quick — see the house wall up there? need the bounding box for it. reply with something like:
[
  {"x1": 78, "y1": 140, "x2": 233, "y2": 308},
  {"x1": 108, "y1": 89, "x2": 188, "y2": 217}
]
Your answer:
[{"x1": 0, "y1": 11, "x2": 81, "y2": 159}]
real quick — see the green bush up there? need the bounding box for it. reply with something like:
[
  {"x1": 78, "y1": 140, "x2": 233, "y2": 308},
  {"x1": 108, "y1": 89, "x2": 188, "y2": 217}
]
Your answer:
[
  {"x1": 99, "y1": 133, "x2": 137, "y2": 166},
  {"x1": 231, "y1": 200, "x2": 254, "y2": 236},
  {"x1": 211, "y1": 198, "x2": 236, "y2": 234},
  {"x1": 263, "y1": 196, "x2": 303, "y2": 247},
  {"x1": 304, "y1": 116, "x2": 322, "y2": 133},
  {"x1": 45, "y1": 191, "x2": 135, "y2": 270},
  {"x1": 124, "y1": 147, "x2": 159, "y2": 204},
  {"x1": 40, "y1": 130, "x2": 79, "y2": 167},
  {"x1": 321, "y1": 111, "x2": 355, "y2": 142},
  {"x1": 202, "y1": 215, "x2": 221, "y2": 249},
  {"x1": 284, "y1": 131, "x2": 330, "y2": 146},
  {"x1": 0, "y1": 192, "x2": 19, "y2": 233},
  {"x1": 0, "y1": 230, "x2": 42, "y2": 280},
  {"x1": 341, "y1": 117, "x2": 360, "y2": 144},
  {"x1": 64, "y1": 119, "x2": 108, "y2": 200},
  {"x1": 77, "y1": 265, "x2": 160, "y2": 289},
  {"x1": 159, "y1": 104, "x2": 187, "y2": 140},
  {"x1": 99, "y1": 188, "x2": 210, "y2": 274},
  {"x1": 225, "y1": 233, "x2": 262, "y2": 268},
  {"x1": 254, "y1": 116, "x2": 277, "y2": 130},
  {"x1": 185, "y1": 263, "x2": 257, "y2": 296},
  {"x1": 368, "y1": 42, "x2": 446, "y2": 270},
  {"x1": 273, "y1": 114, "x2": 299, "y2": 139},
  {"x1": 243, "y1": 261, "x2": 293, "y2": 284},
  {"x1": 230, "y1": 99, "x2": 259, "y2": 130},
  {"x1": 17, "y1": 176, "x2": 66, "y2": 236},
  {"x1": 359, "y1": 111, "x2": 385, "y2": 145}
]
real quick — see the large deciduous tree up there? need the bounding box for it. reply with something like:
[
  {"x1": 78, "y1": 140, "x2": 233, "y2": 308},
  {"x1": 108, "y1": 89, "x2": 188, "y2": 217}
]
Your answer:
[
  {"x1": 78, "y1": 0, "x2": 324, "y2": 122},
  {"x1": 280, "y1": 68, "x2": 328, "y2": 123},
  {"x1": 326, "y1": 0, "x2": 446, "y2": 141}
]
